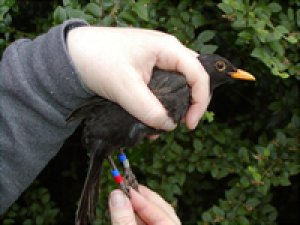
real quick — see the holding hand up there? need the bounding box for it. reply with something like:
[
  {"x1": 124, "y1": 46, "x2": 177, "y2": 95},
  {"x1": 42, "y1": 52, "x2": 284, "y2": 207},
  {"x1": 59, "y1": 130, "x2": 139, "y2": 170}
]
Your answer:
[
  {"x1": 67, "y1": 26, "x2": 210, "y2": 131},
  {"x1": 109, "y1": 185, "x2": 181, "y2": 225}
]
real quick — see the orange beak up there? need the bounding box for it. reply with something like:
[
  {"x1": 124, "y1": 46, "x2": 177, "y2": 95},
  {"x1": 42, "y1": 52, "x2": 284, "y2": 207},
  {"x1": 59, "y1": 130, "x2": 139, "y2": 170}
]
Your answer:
[{"x1": 229, "y1": 69, "x2": 256, "y2": 81}]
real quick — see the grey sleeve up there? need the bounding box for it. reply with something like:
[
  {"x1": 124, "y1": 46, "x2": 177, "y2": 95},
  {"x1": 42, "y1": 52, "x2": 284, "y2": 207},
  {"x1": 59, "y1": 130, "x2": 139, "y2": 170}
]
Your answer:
[{"x1": 0, "y1": 19, "x2": 93, "y2": 213}]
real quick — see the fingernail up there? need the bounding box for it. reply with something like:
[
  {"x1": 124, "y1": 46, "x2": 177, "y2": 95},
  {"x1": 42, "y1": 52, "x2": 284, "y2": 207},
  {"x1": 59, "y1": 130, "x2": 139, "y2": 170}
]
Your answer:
[
  {"x1": 110, "y1": 190, "x2": 127, "y2": 207},
  {"x1": 162, "y1": 119, "x2": 177, "y2": 131}
]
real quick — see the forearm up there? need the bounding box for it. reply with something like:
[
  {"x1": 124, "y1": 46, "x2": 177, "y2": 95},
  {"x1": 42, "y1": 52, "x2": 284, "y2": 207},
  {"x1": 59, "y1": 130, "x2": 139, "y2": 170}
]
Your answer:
[{"x1": 0, "y1": 19, "x2": 92, "y2": 213}]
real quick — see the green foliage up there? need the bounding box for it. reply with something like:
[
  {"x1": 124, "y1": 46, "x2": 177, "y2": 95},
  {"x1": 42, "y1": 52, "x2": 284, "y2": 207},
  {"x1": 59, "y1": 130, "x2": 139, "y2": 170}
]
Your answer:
[
  {"x1": 2, "y1": 182, "x2": 59, "y2": 225},
  {"x1": 0, "y1": 0, "x2": 17, "y2": 52},
  {"x1": 218, "y1": 0, "x2": 300, "y2": 79},
  {"x1": 1, "y1": 0, "x2": 299, "y2": 224}
]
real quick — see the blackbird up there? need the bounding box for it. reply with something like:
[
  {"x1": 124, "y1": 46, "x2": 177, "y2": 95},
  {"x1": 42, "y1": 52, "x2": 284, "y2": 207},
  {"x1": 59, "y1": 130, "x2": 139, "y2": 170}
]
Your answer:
[{"x1": 67, "y1": 54, "x2": 255, "y2": 225}]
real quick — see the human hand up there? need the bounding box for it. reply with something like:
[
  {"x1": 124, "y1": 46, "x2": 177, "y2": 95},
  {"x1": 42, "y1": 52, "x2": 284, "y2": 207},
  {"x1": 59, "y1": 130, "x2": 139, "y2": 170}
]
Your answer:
[
  {"x1": 67, "y1": 26, "x2": 210, "y2": 130},
  {"x1": 109, "y1": 185, "x2": 181, "y2": 225}
]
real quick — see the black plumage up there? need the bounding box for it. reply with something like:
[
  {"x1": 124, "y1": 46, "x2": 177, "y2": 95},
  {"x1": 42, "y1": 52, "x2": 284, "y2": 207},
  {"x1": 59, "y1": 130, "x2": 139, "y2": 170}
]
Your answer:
[{"x1": 67, "y1": 54, "x2": 255, "y2": 225}]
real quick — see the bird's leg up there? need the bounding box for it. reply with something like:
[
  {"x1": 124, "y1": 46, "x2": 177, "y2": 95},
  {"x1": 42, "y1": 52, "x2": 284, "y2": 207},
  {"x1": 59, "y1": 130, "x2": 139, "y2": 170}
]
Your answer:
[
  {"x1": 118, "y1": 149, "x2": 139, "y2": 191},
  {"x1": 107, "y1": 155, "x2": 130, "y2": 197}
]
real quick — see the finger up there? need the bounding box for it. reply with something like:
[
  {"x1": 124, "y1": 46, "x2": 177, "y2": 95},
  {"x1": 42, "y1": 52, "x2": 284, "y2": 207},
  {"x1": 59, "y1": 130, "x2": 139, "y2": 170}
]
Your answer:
[
  {"x1": 109, "y1": 190, "x2": 137, "y2": 225},
  {"x1": 148, "y1": 134, "x2": 160, "y2": 141},
  {"x1": 138, "y1": 185, "x2": 180, "y2": 224},
  {"x1": 130, "y1": 188, "x2": 176, "y2": 225},
  {"x1": 185, "y1": 93, "x2": 211, "y2": 129},
  {"x1": 187, "y1": 48, "x2": 199, "y2": 58},
  {"x1": 135, "y1": 215, "x2": 145, "y2": 225},
  {"x1": 115, "y1": 67, "x2": 177, "y2": 131},
  {"x1": 155, "y1": 38, "x2": 210, "y2": 129}
]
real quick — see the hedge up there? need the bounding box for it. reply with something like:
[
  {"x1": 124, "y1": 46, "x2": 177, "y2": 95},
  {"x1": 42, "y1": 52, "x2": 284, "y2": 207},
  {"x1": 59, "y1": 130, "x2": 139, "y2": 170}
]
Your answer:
[{"x1": 1, "y1": 0, "x2": 299, "y2": 224}]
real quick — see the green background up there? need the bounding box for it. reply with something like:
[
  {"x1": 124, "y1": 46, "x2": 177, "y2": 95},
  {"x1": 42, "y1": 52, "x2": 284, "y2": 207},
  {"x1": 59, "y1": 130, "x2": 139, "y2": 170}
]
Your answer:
[{"x1": 1, "y1": 0, "x2": 299, "y2": 224}]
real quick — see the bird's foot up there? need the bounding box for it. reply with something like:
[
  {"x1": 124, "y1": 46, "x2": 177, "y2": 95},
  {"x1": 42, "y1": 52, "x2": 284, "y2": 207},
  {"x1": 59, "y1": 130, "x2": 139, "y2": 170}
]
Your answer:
[
  {"x1": 118, "y1": 150, "x2": 139, "y2": 191},
  {"x1": 119, "y1": 182, "x2": 130, "y2": 197},
  {"x1": 108, "y1": 155, "x2": 130, "y2": 197},
  {"x1": 124, "y1": 167, "x2": 139, "y2": 191}
]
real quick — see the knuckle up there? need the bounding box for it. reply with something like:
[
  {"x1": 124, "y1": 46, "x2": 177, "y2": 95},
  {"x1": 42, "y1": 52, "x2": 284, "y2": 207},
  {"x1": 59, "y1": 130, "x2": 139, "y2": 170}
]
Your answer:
[
  {"x1": 164, "y1": 34, "x2": 180, "y2": 45},
  {"x1": 170, "y1": 36, "x2": 181, "y2": 45}
]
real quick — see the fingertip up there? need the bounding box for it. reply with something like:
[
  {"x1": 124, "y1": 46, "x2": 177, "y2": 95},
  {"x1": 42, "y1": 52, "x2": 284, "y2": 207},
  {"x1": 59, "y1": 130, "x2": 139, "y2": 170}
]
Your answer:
[
  {"x1": 185, "y1": 111, "x2": 199, "y2": 130},
  {"x1": 118, "y1": 78, "x2": 176, "y2": 131},
  {"x1": 140, "y1": 102, "x2": 177, "y2": 131},
  {"x1": 109, "y1": 189, "x2": 130, "y2": 208},
  {"x1": 185, "y1": 103, "x2": 208, "y2": 129},
  {"x1": 109, "y1": 189, "x2": 136, "y2": 225},
  {"x1": 137, "y1": 185, "x2": 151, "y2": 196}
]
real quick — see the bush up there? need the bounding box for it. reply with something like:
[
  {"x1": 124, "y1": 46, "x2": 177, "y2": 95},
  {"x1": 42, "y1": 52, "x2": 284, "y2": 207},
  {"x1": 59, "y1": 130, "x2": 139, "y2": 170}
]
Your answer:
[{"x1": 1, "y1": 0, "x2": 299, "y2": 224}]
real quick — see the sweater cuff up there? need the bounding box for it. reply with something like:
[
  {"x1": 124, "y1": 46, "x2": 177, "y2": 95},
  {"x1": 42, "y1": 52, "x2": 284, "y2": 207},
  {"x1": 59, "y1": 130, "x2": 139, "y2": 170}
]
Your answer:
[{"x1": 62, "y1": 19, "x2": 95, "y2": 96}]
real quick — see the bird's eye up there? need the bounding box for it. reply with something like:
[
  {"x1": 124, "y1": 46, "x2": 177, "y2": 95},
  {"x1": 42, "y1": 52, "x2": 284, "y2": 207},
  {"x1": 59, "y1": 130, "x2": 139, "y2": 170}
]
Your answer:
[{"x1": 215, "y1": 60, "x2": 226, "y2": 72}]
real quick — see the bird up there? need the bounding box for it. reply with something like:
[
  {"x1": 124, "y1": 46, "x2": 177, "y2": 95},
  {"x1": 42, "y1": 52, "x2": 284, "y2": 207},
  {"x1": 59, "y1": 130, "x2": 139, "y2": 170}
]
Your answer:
[{"x1": 66, "y1": 54, "x2": 255, "y2": 225}]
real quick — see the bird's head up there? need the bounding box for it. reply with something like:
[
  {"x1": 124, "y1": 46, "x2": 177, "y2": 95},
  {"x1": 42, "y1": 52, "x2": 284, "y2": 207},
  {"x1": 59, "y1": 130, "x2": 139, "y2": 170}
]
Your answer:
[{"x1": 198, "y1": 54, "x2": 255, "y2": 91}]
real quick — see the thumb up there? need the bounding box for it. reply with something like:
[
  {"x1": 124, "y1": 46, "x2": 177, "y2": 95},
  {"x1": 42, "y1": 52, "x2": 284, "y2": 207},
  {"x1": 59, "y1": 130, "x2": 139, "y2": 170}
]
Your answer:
[{"x1": 109, "y1": 190, "x2": 137, "y2": 225}]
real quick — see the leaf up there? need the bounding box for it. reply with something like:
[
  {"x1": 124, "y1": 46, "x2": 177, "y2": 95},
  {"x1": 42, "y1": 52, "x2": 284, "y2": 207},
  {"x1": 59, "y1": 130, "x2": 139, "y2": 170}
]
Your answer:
[
  {"x1": 120, "y1": 11, "x2": 138, "y2": 24},
  {"x1": 180, "y1": 11, "x2": 190, "y2": 22},
  {"x1": 85, "y1": 3, "x2": 102, "y2": 17},
  {"x1": 177, "y1": 173, "x2": 186, "y2": 185},
  {"x1": 200, "y1": 44, "x2": 218, "y2": 54},
  {"x1": 251, "y1": 47, "x2": 267, "y2": 61},
  {"x1": 66, "y1": 8, "x2": 85, "y2": 19},
  {"x1": 132, "y1": 1, "x2": 149, "y2": 21},
  {"x1": 275, "y1": 25, "x2": 289, "y2": 35},
  {"x1": 276, "y1": 131, "x2": 287, "y2": 146},
  {"x1": 248, "y1": 166, "x2": 261, "y2": 181},
  {"x1": 101, "y1": 15, "x2": 113, "y2": 26},
  {"x1": 213, "y1": 131, "x2": 226, "y2": 144},
  {"x1": 263, "y1": 148, "x2": 270, "y2": 157},
  {"x1": 53, "y1": 6, "x2": 67, "y2": 23},
  {"x1": 232, "y1": 14, "x2": 246, "y2": 28},
  {"x1": 238, "y1": 30, "x2": 252, "y2": 41},
  {"x1": 268, "y1": 3, "x2": 282, "y2": 13},
  {"x1": 240, "y1": 176, "x2": 250, "y2": 188},
  {"x1": 63, "y1": 0, "x2": 71, "y2": 6},
  {"x1": 203, "y1": 111, "x2": 215, "y2": 122},
  {"x1": 286, "y1": 35, "x2": 298, "y2": 44},
  {"x1": 253, "y1": 173, "x2": 261, "y2": 182},
  {"x1": 217, "y1": 3, "x2": 234, "y2": 14},
  {"x1": 193, "y1": 139, "x2": 203, "y2": 150},
  {"x1": 246, "y1": 198, "x2": 260, "y2": 208},
  {"x1": 202, "y1": 211, "x2": 213, "y2": 222},
  {"x1": 237, "y1": 216, "x2": 250, "y2": 225},
  {"x1": 279, "y1": 173, "x2": 291, "y2": 186},
  {"x1": 191, "y1": 14, "x2": 206, "y2": 28},
  {"x1": 212, "y1": 206, "x2": 225, "y2": 217},
  {"x1": 270, "y1": 41, "x2": 284, "y2": 56},
  {"x1": 271, "y1": 25, "x2": 289, "y2": 41},
  {"x1": 0, "y1": 6, "x2": 9, "y2": 18},
  {"x1": 211, "y1": 167, "x2": 219, "y2": 178},
  {"x1": 238, "y1": 147, "x2": 250, "y2": 163},
  {"x1": 198, "y1": 30, "x2": 215, "y2": 43}
]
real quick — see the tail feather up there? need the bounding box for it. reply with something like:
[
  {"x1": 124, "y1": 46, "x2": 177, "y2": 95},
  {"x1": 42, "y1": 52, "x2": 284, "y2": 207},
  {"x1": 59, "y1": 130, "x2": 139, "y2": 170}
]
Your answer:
[{"x1": 75, "y1": 140, "x2": 110, "y2": 225}]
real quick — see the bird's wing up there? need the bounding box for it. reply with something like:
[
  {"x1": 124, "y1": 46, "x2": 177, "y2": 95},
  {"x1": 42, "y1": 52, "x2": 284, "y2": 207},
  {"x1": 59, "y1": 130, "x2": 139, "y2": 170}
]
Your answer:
[{"x1": 66, "y1": 97, "x2": 109, "y2": 122}]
